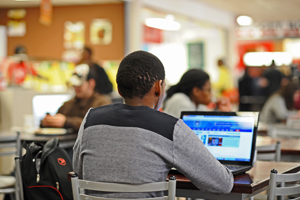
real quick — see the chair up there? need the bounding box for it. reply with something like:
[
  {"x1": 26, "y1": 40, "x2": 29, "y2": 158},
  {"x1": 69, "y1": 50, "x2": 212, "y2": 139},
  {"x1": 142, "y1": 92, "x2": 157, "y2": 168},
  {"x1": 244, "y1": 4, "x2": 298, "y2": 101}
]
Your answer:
[
  {"x1": 257, "y1": 141, "x2": 281, "y2": 162},
  {"x1": 249, "y1": 141, "x2": 281, "y2": 200},
  {"x1": 69, "y1": 172, "x2": 176, "y2": 200},
  {"x1": 0, "y1": 132, "x2": 23, "y2": 200},
  {"x1": 267, "y1": 169, "x2": 300, "y2": 200}
]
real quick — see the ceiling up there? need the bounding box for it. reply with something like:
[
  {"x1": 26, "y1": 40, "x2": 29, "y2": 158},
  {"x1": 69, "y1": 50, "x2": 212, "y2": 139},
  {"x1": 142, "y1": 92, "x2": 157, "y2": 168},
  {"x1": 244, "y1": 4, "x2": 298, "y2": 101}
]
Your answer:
[
  {"x1": 0, "y1": 0, "x2": 121, "y2": 7},
  {"x1": 1, "y1": 0, "x2": 300, "y2": 22},
  {"x1": 198, "y1": 0, "x2": 300, "y2": 21}
]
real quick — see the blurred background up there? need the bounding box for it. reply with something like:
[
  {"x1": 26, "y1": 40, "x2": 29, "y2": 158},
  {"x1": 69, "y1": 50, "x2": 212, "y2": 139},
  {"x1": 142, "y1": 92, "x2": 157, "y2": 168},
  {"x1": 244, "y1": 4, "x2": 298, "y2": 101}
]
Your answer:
[{"x1": 0, "y1": 0, "x2": 300, "y2": 130}]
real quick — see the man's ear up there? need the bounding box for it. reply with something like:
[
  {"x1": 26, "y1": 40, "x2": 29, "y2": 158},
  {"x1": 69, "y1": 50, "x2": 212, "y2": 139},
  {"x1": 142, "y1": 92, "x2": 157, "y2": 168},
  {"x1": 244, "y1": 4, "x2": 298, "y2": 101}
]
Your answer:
[
  {"x1": 155, "y1": 80, "x2": 162, "y2": 97},
  {"x1": 117, "y1": 86, "x2": 124, "y2": 97}
]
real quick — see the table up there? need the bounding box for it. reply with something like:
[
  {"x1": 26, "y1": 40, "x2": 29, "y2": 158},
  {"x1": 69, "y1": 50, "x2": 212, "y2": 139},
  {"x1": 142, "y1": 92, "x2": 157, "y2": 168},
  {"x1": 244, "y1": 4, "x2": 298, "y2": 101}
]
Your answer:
[
  {"x1": 21, "y1": 132, "x2": 78, "y2": 149},
  {"x1": 169, "y1": 161, "x2": 300, "y2": 200},
  {"x1": 256, "y1": 135, "x2": 300, "y2": 155},
  {"x1": 268, "y1": 124, "x2": 300, "y2": 138}
]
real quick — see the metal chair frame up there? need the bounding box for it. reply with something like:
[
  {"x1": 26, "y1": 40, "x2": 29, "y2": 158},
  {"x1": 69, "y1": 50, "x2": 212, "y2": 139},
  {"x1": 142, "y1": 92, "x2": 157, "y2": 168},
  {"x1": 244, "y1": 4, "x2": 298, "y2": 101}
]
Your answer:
[{"x1": 69, "y1": 172, "x2": 176, "y2": 200}]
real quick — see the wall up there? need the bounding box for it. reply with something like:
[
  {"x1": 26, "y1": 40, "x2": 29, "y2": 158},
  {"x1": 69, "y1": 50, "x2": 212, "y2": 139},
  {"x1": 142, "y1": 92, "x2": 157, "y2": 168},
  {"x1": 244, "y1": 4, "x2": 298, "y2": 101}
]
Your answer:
[{"x1": 0, "y1": 3, "x2": 124, "y2": 61}]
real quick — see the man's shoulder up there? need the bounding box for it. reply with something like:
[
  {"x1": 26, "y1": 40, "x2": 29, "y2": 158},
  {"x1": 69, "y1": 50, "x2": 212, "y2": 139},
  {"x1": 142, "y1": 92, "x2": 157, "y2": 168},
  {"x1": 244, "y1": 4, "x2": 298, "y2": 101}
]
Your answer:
[{"x1": 85, "y1": 104, "x2": 180, "y2": 141}]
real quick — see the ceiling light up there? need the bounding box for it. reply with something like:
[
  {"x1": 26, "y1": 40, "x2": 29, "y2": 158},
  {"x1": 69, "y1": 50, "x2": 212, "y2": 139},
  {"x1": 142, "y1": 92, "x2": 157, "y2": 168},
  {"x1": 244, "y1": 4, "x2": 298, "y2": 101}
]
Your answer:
[
  {"x1": 145, "y1": 15, "x2": 181, "y2": 31},
  {"x1": 243, "y1": 52, "x2": 293, "y2": 66},
  {"x1": 237, "y1": 15, "x2": 253, "y2": 26}
]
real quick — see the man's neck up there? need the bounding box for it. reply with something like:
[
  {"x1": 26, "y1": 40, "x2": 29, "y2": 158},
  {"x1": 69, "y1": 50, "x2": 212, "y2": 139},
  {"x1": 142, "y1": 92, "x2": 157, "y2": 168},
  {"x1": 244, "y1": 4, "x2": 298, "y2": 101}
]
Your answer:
[{"x1": 124, "y1": 95, "x2": 156, "y2": 109}]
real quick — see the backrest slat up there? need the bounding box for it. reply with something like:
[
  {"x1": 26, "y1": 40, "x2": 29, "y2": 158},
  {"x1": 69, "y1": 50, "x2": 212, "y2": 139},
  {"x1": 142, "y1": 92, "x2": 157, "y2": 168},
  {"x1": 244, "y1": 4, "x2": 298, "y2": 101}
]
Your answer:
[
  {"x1": 276, "y1": 172, "x2": 300, "y2": 182},
  {"x1": 78, "y1": 180, "x2": 168, "y2": 192},
  {"x1": 274, "y1": 185, "x2": 300, "y2": 196},
  {"x1": 80, "y1": 194, "x2": 167, "y2": 200}
]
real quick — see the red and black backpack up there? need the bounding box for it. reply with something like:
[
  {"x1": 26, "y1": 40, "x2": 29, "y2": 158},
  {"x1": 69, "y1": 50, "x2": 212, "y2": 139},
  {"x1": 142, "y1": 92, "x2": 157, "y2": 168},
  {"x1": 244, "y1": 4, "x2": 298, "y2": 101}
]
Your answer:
[{"x1": 21, "y1": 138, "x2": 73, "y2": 200}]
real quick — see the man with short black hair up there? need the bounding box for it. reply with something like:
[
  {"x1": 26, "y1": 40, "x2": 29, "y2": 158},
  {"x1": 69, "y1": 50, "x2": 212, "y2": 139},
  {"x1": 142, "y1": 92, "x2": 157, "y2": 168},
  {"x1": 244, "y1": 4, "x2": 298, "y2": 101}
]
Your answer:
[{"x1": 73, "y1": 51, "x2": 233, "y2": 198}]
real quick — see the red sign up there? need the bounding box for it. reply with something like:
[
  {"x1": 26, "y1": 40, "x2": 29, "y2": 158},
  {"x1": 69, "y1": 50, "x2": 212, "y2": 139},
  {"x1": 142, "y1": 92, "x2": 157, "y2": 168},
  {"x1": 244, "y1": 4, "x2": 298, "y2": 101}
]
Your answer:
[
  {"x1": 39, "y1": 0, "x2": 52, "y2": 26},
  {"x1": 143, "y1": 25, "x2": 163, "y2": 44}
]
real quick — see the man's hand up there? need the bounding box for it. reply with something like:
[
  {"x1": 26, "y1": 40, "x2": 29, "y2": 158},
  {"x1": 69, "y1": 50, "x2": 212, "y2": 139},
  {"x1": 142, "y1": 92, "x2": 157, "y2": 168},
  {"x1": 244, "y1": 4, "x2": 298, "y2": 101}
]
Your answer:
[{"x1": 41, "y1": 113, "x2": 66, "y2": 128}]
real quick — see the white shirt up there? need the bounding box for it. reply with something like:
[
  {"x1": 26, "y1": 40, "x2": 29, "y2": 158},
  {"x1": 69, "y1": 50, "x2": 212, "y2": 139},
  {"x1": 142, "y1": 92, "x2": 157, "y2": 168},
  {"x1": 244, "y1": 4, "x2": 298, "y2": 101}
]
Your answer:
[
  {"x1": 163, "y1": 93, "x2": 208, "y2": 118},
  {"x1": 260, "y1": 93, "x2": 289, "y2": 124}
]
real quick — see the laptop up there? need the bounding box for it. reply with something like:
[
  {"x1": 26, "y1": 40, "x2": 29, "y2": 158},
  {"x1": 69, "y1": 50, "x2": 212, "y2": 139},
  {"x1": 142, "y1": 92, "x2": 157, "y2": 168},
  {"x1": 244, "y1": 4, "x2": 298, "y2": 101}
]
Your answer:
[
  {"x1": 32, "y1": 94, "x2": 72, "y2": 128},
  {"x1": 180, "y1": 111, "x2": 260, "y2": 175}
]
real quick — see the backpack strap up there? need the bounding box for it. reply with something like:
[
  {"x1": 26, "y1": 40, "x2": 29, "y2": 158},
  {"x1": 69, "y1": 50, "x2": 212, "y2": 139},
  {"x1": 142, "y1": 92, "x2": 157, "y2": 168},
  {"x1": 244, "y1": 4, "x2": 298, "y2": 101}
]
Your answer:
[{"x1": 41, "y1": 138, "x2": 59, "y2": 164}]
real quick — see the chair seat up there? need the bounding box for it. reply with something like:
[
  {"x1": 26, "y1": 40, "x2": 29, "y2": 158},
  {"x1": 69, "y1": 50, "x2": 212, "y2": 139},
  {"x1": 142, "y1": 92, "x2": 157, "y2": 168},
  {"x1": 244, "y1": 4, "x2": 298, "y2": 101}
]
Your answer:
[{"x1": 0, "y1": 176, "x2": 16, "y2": 188}]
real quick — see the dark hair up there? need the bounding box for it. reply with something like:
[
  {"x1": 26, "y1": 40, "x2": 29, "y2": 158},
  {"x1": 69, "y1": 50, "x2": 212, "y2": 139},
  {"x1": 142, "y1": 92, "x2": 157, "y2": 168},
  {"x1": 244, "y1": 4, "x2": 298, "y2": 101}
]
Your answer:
[
  {"x1": 166, "y1": 69, "x2": 210, "y2": 100},
  {"x1": 278, "y1": 81, "x2": 299, "y2": 110},
  {"x1": 84, "y1": 46, "x2": 92, "y2": 57},
  {"x1": 88, "y1": 63, "x2": 113, "y2": 94},
  {"x1": 14, "y1": 45, "x2": 27, "y2": 54},
  {"x1": 117, "y1": 50, "x2": 165, "y2": 99}
]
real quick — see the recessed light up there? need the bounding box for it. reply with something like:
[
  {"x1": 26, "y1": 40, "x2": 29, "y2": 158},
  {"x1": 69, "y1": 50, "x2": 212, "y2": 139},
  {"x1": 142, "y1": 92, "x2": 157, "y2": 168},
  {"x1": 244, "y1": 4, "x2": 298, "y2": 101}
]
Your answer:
[{"x1": 237, "y1": 15, "x2": 253, "y2": 26}]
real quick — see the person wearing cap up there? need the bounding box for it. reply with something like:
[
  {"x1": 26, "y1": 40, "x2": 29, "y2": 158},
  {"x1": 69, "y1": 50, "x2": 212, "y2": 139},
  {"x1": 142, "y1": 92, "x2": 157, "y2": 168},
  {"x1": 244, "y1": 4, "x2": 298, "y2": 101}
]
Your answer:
[{"x1": 41, "y1": 64, "x2": 112, "y2": 133}]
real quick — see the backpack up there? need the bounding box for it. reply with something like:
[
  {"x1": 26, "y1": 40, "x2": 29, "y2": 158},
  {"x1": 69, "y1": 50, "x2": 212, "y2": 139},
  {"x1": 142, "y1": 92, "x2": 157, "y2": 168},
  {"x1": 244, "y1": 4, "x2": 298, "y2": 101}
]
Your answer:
[{"x1": 21, "y1": 138, "x2": 73, "y2": 200}]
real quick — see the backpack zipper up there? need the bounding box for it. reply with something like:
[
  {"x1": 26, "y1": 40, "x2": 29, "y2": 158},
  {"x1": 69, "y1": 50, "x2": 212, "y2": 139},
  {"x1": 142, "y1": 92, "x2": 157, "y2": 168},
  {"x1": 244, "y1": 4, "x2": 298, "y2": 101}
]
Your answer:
[{"x1": 33, "y1": 150, "x2": 42, "y2": 183}]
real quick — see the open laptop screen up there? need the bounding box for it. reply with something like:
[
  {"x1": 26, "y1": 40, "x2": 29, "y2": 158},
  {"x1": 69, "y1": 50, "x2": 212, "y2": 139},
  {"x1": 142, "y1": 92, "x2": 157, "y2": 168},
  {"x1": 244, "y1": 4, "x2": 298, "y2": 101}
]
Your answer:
[{"x1": 181, "y1": 112, "x2": 259, "y2": 163}]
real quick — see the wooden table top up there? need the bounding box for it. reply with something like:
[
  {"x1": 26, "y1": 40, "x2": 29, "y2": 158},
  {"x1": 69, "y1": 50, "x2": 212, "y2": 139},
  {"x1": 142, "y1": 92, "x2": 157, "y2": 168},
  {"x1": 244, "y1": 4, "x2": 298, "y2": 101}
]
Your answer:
[
  {"x1": 256, "y1": 135, "x2": 300, "y2": 154},
  {"x1": 169, "y1": 161, "x2": 300, "y2": 194}
]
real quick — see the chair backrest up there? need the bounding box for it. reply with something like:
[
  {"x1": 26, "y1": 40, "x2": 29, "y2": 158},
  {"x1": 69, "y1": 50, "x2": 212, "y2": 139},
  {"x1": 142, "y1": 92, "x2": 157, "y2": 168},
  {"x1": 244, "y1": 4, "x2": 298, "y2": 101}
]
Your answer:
[
  {"x1": 0, "y1": 132, "x2": 21, "y2": 158},
  {"x1": 267, "y1": 169, "x2": 300, "y2": 200},
  {"x1": 257, "y1": 141, "x2": 281, "y2": 162},
  {"x1": 69, "y1": 172, "x2": 176, "y2": 200},
  {"x1": 0, "y1": 132, "x2": 23, "y2": 200}
]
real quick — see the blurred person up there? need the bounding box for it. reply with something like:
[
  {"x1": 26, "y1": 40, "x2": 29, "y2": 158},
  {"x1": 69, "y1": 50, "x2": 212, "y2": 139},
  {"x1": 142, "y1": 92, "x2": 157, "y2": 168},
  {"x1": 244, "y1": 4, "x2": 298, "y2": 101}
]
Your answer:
[
  {"x1": 163, "y1": 69, "x2": 231, "y2": 118},
  {"x1": 262, "y1": 60, "x2": 284, "y2": 98},
  {"x1": 238, "y1": 66, "x2": 267, "y2": 111},
  {"x1": 73, "y1": 50, "x2": 233, "y2": 198},
  {"x1": 238, "y1": 67, "x2": 254, "y2": 111},
  {"x1": 78, "y1": 46, "x2": 113, "y2": 95},
  {"x1": 260, "y1": 80, "x2": 300, "y2": 124},
  {"x1": 4, "y1": 45, "x2": 46, "y2": 85},
  {"x1": 212, "y1": 59, "x2": 234, "y2": 98},
  {"x1": 41, "y1": 64, "x2": 112, "y2": 133}
]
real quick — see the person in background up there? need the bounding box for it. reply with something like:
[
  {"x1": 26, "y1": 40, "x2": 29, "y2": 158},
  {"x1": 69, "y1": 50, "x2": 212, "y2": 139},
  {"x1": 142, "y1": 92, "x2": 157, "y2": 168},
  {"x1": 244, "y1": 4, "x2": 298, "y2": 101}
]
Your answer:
[
  {"x1": 78, "y1": 46, "x2": 113, "y2": 95},
  {"x1": 73, "y1": 50, "x2": 233, "y2": 198},
  {"x1": 41, "y1": 63, "x2": 112, "y2": 133},
  {"x1": 262, "y1": 60, "x2": 284, "y2": 98},
  {"x1": 4, "y1": 45, "x2": 46, "y2": 85},
  {"x1": 212, "y1": 59, "x2": 234, "y2": 98},
  {"x1": 260, "y1": 80, "x2": 300, "y2": 124},
  {"x1": 163, "y1": 69, "x2": 231, "y2": 118}
]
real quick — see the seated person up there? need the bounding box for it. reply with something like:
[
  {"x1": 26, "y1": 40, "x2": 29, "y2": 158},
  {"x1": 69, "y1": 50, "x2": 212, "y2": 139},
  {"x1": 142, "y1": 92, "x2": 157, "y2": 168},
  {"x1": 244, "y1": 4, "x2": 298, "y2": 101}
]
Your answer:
[
  {"x1": 163, "y1": 69, "x2": 231, "y2": 118},
  {"x1": 73, "y1": 51, "x2": 233, "y2": 198},
  {"x1": 260, "y1": 80, "x2": 300, "y2": 124},
  {"x1": 41, "y1": 64, "x2": 112, "y2": 133}
]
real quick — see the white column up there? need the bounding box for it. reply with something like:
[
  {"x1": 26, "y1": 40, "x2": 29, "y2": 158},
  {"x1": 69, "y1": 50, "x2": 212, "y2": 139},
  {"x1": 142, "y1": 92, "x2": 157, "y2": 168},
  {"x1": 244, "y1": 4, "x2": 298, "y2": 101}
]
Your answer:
[{"x1": 124, "y1": 0, "x2": 143, "y2": 55}]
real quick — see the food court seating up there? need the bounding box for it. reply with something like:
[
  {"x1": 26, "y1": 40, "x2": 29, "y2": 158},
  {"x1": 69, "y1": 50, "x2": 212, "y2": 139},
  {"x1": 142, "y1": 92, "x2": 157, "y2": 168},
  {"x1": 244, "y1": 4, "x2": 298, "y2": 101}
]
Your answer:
[
  {"x1": 267, "y1": 169, "x2": 300, "y2": 200},
  {"x1": 69, "y1": 172, "x2": 176, "y2": 200},
  {"x1": 257, "y1": 141, "x2": 281, "y2": 162},
  {"x1": 0, "y1": 132, "x2": 23, "y2": 200}
]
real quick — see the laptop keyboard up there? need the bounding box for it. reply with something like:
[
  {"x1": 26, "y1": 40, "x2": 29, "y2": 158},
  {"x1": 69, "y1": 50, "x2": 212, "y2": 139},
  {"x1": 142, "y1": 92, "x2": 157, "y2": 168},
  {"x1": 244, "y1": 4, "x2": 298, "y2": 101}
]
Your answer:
[{"x1": 226, "y1": 164, "x2": 246, "y2": 170}]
